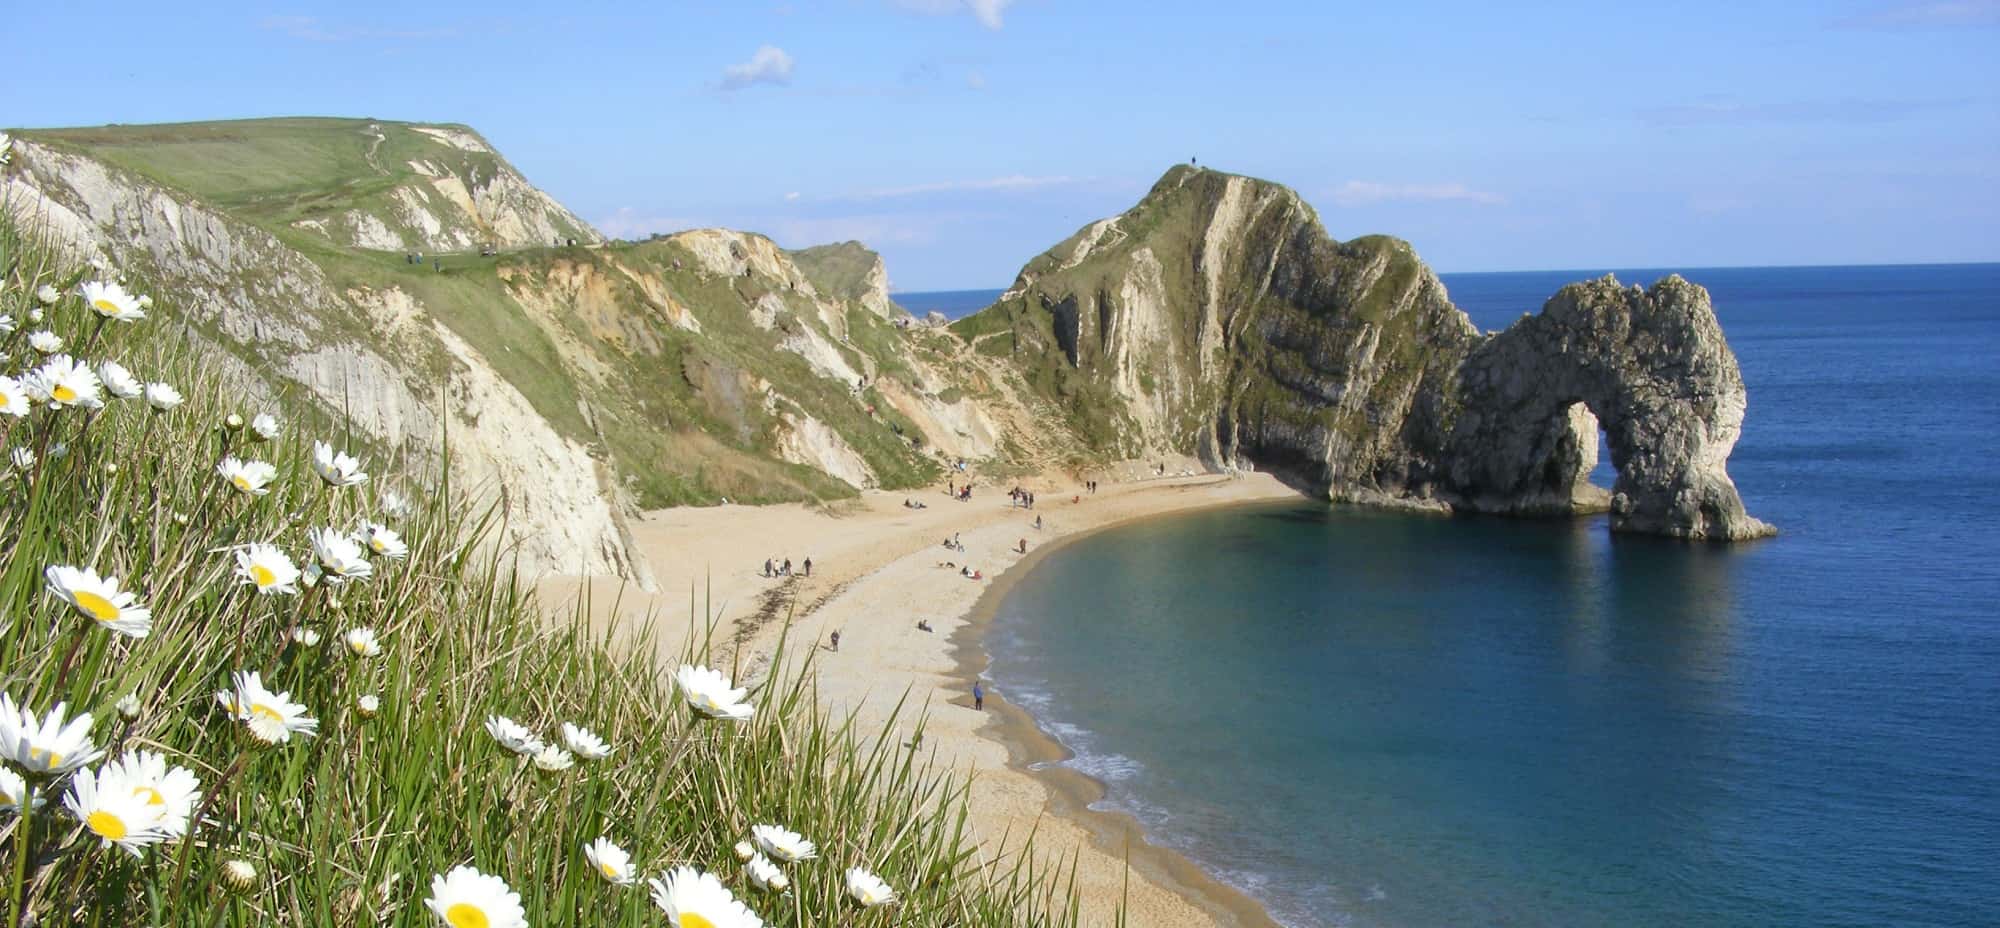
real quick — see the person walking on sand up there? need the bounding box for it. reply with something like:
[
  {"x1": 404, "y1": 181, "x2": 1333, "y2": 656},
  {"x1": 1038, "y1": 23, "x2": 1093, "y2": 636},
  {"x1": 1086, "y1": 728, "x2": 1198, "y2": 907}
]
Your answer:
[
  {"x1": 782, "y1": 558, "x2": 792, "y2": 576},
  {"x1": 829, "y1": 629, "x2": 840, "y2": 652},
  {"x1": 803, "y1": 557, "x2": 812, "y2": 577},
  {"x1": 973, "y1": 680, "x2": 984, "y2": 711},
  {"x1": 1018, "y1": 538, "x2": 1028, "y2": 554}
]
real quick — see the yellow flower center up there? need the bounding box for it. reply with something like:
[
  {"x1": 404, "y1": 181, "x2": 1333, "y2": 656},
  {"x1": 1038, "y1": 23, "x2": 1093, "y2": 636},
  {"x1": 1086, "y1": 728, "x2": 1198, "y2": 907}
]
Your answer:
[
  {"x1": 232, "y1": 475, "x2": 254, "y2": 492},
  {"x1": 27, "y1": 747, "x2": 61, "y2": 768},
  {"x1": 134, "y1": 786, "x2": 165, "y2": 806},
  {"x1": 93, "y1": 298, "x2": 120, "y2": 316},
  {"x1": 599, "y1": 861, "x2": 619, "y2": 879},
  {"x1": 370, "y1": 538, "x2": 386, "y2": 553},
  {"x1": 87, "y1": 810, "x2": 128, "y2": 840},
  {"x1": 251, "y1": 564, "x2": 276, "y2": 587},
  {"x1": 444, "y1": 903, "x2": 489, "y2": 928},
  {"x1": 249, "y1": 702, "x2": 285, "y2": 722},
  {"x1": 73, "y1": 590, "x2": 122, "y2": 623},
  {"x1": 52, "y1": 384, "x2": 77, "y2": 403},
  {"x1": 681, "y1": 914, "x2": 717, "y2": 928}
]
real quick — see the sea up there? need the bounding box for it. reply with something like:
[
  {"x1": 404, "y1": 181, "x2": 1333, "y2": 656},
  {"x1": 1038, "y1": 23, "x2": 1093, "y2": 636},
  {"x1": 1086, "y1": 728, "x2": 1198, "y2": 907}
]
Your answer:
[
  {"x1": 981, "y1": 264, "x2": 2000, "y2": 927},
  {"x1": 892, "y1": 288, "x2": 1006, "y2": 319}
]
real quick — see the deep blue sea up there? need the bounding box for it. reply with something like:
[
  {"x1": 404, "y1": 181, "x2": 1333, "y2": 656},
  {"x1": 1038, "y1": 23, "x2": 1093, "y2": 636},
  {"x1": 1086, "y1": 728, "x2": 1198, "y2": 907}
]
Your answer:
[
  {"x1": 893, "y1": 288, "x2": 1003, "y2": 319},
  {"x1": 985, "y1": 264, "x2": 2000, "y2": 927}
]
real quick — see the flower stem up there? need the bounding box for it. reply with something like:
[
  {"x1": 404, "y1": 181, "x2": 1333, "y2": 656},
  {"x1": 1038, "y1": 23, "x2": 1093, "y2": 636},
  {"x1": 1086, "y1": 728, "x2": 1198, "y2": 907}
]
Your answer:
[{"x1": 9, "y1": 789, "x2": 33, "y2": 928}]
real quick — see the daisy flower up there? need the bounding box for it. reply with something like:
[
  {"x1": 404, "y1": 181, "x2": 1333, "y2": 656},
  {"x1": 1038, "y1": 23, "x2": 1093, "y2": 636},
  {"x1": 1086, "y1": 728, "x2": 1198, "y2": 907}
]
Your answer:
[
  {"x1": 221, "y1": 858, "x2": 258, "y2": 893},
  {"x1": 291, "y1": 627, "x2": 322, "y2": 648},
  {"x1": 25, "y1": 354, "x2": 102, "y2": 408},
  {"x1": 233, "y1": 544, "x2": 300, "y2": 596},
  {"x1": 0, "y1": 695, "x2": 92, "y2": 778},
  {"x1": 381, "y1": 489, "x2": 412, "y2": 518},
  {"x1": 35, "y1": 284, "x2": 61, "y2": 305},
  {"x1": 214, "y1": 671, "x2": 318, "y2": 745},
  {"x1": 217, "y1": 457, "x2": 277, "y2": 496},
  {"x1": 309, "y1": 527, "x2": 373, "y2": 584},
  {"x1": 79, "y1": 280, "x2": 146, "y2": 323},
  {"x1": 311, "y1": 440, "x2": 368, "y2": 488},
  {"x1": 63, "y1": 765, "x2": 168, "y2": 856},
  {"x1": 531, "y1": 744, "x2": 574, "y2": 772},
  {"x1": 648, "y1": 866, "x2": 765, "y2": 928},
  {"x1": 99, "y1": 750, "x2": 201, "y2": 837},
  {"x1": 115, "y1": 694, "x2": 142, "y2": 719},
  {"x1": 583, "y1": 837, "x2": 636, "y2": 885},
  {"x1": 560, "y1": 722, "x2": 612, "y2": 760},
  {"x1": 249, "y1": 413, "x2": 280, "y2": 441},
  {"x1": 1, "y1": 767, "x2": 43, "y2": 814},
  {"x1": 732, "y1": 840, "x2": 756, "y2": 862},
  {"x1": 96, "y1": 360, "x2": 143, "y2": 400},
  {"x1": 355, "y1": 522, "x2": 409, "y2": 560},
  {"x1": 144, "y1": 381, "x2": 183, "y2": 411},
  {"x1": 0, "y1": 376, "x2": 30, "y2": 418},
  {"x1": 675, "y1": 665, "x2": 755, "y2": 722},
  {"x1": 745, "y1": 854, "x2": 788, "y2": 893},
  {"x1": 27, "y1": 330, "x2": 63, "y2": 355},
  {"x1": 45, "y1": 564, "x2": 152, "y2": 638},
  {"x1": 750, "y1": 824, "x2": 816, "y2": 863},
  {"x1": 424, "y1": 865, "x2": 527, "y2": 928},
  {"x1": 355, "y1": 694, "x2": 380, "y2": 719},
  {"x1": 483, "y1": 716, "x2": 543, "y2": 756},
  {"x1": 844, "y1": 867, "x2": 896, "y2": 907},
  {"x1": 341, "y1": 627, "x2": 382, "y2": 658}
]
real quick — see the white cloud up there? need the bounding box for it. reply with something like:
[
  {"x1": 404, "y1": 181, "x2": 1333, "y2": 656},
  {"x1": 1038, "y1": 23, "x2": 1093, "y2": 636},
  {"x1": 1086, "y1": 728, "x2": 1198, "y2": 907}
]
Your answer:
[
  {"x1": 1329, "y1": 181, "x2": 1505, "y2": 207},
  {"x1": 720, "y1": 45, "x2": 795, "y2": 91},
  {"x1": 785, "y1": 191, "x2": 801, "y2": 201},
  {"x1": 848, "y1": 174, "x2": 1077, "y2": 200},
  {"x1": 966, "y1": 69, "x2": 988, "y2": 90},
  {"x1": 894, "y1": 0, "x2": 1016, "y2": 30}
]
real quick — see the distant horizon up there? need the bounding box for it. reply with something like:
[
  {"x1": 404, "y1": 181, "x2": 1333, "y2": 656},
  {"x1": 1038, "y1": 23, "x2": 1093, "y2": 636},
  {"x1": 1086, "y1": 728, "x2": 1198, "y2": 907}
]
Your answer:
[{"x1": 888, "y1": 258, "x2": 2000, "y2": 295}]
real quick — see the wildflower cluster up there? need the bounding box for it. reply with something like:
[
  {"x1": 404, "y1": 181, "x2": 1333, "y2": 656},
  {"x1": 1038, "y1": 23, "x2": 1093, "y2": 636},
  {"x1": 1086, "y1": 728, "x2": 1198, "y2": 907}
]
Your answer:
[{"x1": 0, "y1": 208, "x2": 1073, "y2": 926}]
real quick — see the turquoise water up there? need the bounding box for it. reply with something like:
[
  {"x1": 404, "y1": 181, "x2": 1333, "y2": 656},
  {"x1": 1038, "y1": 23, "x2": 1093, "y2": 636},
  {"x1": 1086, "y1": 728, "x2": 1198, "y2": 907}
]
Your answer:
[{"x1": 985, "y1": 264, "x2": 2000, "y2": 927}]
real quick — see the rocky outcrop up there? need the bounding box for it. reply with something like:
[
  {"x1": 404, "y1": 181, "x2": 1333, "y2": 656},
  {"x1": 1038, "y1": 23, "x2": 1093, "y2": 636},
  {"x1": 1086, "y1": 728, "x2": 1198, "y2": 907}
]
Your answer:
[
  {"x1": 788, "y1": 241, "x2": 907, "y2": 321},
  {"x1": 1446, "y1": 275, "x2": 1772, "y2": 540},
  {"x1": 980, "y1": 166, "x2": 1773, "y2": 540}
]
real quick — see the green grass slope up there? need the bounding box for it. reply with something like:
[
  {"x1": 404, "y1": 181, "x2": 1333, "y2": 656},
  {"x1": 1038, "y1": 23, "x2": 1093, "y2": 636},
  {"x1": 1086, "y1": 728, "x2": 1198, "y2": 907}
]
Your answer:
[{"x1": 0, "y1": 207, "x2": 1083, "y2": 927}]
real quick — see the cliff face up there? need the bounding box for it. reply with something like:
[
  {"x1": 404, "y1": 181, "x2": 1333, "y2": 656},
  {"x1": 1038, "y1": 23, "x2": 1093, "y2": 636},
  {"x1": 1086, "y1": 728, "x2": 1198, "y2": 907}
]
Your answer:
[
  {"x1": 976, "y1": 166, "x2": 1772, "y2": 540},
  {"x1": 1, "y1": 118, "x2": 1036, "y2": 583}
]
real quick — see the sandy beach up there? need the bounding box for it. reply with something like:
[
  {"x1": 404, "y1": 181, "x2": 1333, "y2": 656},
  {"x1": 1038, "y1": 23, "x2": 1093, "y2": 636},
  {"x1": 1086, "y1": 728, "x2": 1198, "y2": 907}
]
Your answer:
[{"x1": 541, "y1": 462, "x2": 1298, "y2": 926}]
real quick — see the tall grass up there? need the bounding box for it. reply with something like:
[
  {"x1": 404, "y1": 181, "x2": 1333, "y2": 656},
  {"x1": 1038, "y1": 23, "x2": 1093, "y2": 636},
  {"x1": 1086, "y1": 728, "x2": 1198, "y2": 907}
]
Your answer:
[{"x1": 0, "y1": 203, "x2": 1083, "y2": 925}]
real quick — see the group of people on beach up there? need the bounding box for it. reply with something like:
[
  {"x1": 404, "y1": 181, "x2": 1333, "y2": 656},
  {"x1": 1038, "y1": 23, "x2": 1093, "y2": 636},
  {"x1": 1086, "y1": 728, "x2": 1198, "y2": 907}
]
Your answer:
[
  {"x1": 762, "y1": 556, "x2": 812, "y2": 578},
  {"x1": 1008, "y1": 486, "x2": 1037, "y2": 509}
]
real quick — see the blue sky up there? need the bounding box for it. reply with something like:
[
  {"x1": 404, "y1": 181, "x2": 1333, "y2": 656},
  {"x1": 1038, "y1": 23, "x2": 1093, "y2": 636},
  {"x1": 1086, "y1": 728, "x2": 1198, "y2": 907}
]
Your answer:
[{"x1": 6, "y1": 1, "x2": 1997, "y2": 289}]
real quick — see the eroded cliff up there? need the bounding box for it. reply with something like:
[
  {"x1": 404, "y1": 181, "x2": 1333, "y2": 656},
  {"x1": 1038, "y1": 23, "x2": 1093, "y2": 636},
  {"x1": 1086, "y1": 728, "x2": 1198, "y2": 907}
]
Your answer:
[{"x1": 969, "y1": 165, "x2": 1773, "y2": 540}]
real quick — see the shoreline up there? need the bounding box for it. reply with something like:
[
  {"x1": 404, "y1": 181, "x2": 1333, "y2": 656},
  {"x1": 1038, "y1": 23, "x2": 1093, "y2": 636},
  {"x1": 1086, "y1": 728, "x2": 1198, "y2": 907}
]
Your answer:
[
  {"x1": 944, "y1": 498, "x2": 1295, "y2": 928},
  {"x1": 540, "y1": 466, "x2": 1300, "y2": 926}
]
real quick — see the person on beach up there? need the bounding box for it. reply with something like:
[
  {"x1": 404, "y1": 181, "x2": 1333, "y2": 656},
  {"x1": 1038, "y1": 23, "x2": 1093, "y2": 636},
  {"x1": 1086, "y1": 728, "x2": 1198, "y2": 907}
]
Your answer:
[
  {"x1": 973, "y1": 680, "x2": 984, "y2": 711},
  {"x1": 803, "y1": 557, "x2": 812, "y2": 577},
  {"x1": 917, "y1": 619, "x2": 932, "y2": 632},
  {"x1": 829, "y1": 629, "x2": 840, "y2": 652},
  {"x1": 782, "y1": 558, "x2": 792, "y2": 576},
  {"x1": 763, "y1": 558, "x2": 773, "y2": 577},
  {"x1": 1034, "y1": 515, "x2": 1044, "y2": 531}
]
